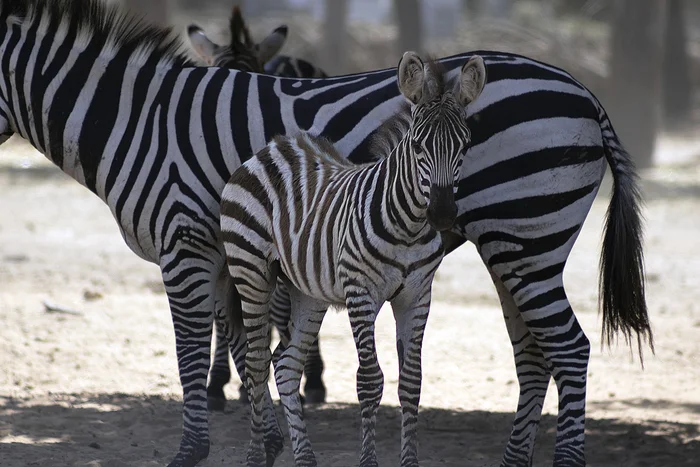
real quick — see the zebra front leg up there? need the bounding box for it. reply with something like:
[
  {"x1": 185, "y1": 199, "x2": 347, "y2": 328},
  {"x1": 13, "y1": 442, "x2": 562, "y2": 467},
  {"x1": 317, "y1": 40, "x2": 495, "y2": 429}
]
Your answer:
[
  {"x1": 507, "y1": 273, "x2": 589, "y2": 467},
  {"x1": 162, "y1": 263, "x2": 220, "y2": 467},
  {"x1": 491, "y1": 274, "x2": 552, "y2": 467},
  {"x1": 348, "y1": 297, "x2": 383, "y2": 467},
  {"x1": 274, "y1": 291, "x2": 326, "y2": 466},
  {"x1": 391, "y1": 281, "x2": 432, "y2": 467},
  {"x1": 207, "y1": 313, "x2": 232, "y2": 412}
]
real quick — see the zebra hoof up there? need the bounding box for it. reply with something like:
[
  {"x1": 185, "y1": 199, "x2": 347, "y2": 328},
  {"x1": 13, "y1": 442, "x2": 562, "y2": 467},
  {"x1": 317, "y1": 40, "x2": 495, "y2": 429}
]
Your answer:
[
  {"x1": 167, "y1": 440, "x2": 209, "y2": 467},
  {"x1": 207, "y1": 394, "x2": 226, "y2": 412},
  {"x1": 303, "y1": 387, "x2": 326, "y2": 404},
  {"x1": 206, "y1": 384, "x2": 227, "y2": 412}
]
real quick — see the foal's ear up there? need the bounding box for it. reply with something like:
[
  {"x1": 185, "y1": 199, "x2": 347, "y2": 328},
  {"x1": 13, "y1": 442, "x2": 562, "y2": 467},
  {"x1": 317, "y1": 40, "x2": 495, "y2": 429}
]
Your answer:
[
  {"x1": 397, "y1": 51, "x2": 426, "y2": 105},
  {"x1": 187, "y1": 25, "x2": 219, "y2": 65},
  {"x1": 456, "y1": 55, "x2": 486, "y2": 107},
  {"x1": 257, "y1": 25, "x2": 288, "y2": 64}
]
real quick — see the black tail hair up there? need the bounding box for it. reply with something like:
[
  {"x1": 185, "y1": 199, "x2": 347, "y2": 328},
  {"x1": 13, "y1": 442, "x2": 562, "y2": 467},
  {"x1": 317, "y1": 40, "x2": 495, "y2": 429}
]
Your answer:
[{"x1": 599, "y1": 111, "x2": 654, "y2": 364}]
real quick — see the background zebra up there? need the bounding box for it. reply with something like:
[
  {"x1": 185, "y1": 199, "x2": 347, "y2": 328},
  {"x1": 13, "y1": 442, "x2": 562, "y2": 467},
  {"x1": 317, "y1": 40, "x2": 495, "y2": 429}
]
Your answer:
[
  {"x1": 187, "y1": 5, "x2": 327, "y2": 77},
  {"x1": 220, "y1": 52, "x2": 486, "y2": 467},
  {"x1": 187, "y1": 4, "x2": 329, "y2": 409},
  {"x1": 0, "y1": 0, "x2": 651, "y2": 466}
]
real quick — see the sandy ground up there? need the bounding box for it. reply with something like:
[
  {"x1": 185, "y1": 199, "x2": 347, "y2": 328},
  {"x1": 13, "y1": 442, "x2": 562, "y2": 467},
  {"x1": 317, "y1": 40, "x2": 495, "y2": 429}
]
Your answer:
[{"x1": 1, "y1": 136, "x2": 699, "y2": 466}]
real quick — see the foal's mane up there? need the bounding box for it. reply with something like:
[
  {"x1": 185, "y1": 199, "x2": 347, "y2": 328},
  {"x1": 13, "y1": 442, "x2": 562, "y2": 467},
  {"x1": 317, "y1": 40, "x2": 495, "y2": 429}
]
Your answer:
[{"x1": 0, "y1": 0, "x2": 193, "y2": 68}]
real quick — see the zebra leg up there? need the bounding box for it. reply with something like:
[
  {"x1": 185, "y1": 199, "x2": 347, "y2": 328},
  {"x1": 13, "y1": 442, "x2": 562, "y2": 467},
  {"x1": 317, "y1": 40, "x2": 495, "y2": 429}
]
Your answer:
[
  {"x1": 273, "y1": 290, "x2": 326, "y2": 466},
  {"x1": 504, "y1": 273, "x2": 589, "y2": 467},
  {"x1": 270, "y1": 280, "x2": 327, "y2": 404},
  {"x1": 348, "y1": 298, "x2": 383, "y2": 467},
  {"x1": 221, "y1": 277, "x2": 285, "y2": 465},
  {"x1": 207, "y1": 312, "x2": 231, "y2": 412},
  {"x1": 229, "y1": 257, "x2": 284, "y2": 467},
  {"x1": 491, "y1": 274, "x2": 551, "y2": 467},
  {"x1": 390, "y1": 282, "x2": 432, "y2": 467},
  {"x1": 161, "y1": 262, "x2": 220, "y2": 467}
]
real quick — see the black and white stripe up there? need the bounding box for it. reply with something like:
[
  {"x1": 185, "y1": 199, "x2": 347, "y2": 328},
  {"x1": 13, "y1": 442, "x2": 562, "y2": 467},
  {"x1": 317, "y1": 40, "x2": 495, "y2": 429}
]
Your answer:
[
  {"x1": 220, "y1": 53, "x2": 485, "y2": 467},
  {"x1": 0, "y1": 1, "x2": 652, "y2": 466}
]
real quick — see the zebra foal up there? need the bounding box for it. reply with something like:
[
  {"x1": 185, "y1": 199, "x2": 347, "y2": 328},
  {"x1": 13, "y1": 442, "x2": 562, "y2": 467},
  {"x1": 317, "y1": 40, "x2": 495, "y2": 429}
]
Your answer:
[{"x1": 220, "y1": 52, "x2": 486, "y2": 467}]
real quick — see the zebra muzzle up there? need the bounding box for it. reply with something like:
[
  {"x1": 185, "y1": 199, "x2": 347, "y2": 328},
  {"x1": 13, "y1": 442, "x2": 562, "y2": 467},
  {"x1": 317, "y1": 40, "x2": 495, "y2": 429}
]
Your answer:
[{"x1": 427, "y1": 185, "x2": 457, "y2": 232}]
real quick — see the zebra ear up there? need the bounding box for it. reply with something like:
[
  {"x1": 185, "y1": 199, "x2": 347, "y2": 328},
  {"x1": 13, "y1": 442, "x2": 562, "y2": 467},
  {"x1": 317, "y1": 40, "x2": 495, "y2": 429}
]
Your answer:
[
  {"x1": 230, "y1": 5, "x2": 254, "y2": 47},
  {"x1": 187, "y1": 25, "x2": 219, "y2": 65},
  {"x1": 456, "y1": 55, "x2": 486, "y2": 107},
  {"x1": 257, "y1": 26, "x2": 288, "y2": 64},
  {"x1": 397, "y1": 51, "x2": 426, "y2": 105}
]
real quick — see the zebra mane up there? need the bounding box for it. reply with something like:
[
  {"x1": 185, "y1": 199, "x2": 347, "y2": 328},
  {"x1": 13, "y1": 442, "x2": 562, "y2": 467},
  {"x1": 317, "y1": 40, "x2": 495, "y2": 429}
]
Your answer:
[
  {"x1": 0, "y1": 0, "x2": 193, "y2": 68},
  {"x1": 367, "y1": 102, "x2": 411, "y2": 161}
]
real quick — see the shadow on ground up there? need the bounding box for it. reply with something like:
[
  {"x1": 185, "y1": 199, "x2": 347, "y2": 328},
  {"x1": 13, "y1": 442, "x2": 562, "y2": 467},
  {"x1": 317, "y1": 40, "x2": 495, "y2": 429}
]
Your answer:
[{"x1": 1, "y1": 393, "x2": 698, "y2": 466}]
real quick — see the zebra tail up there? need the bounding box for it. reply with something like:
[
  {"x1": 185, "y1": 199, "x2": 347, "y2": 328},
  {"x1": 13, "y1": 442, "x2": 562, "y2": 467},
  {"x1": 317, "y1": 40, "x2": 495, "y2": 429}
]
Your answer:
[{"x1": 598, "y1": 108, "x2": 654, "y2": 364}]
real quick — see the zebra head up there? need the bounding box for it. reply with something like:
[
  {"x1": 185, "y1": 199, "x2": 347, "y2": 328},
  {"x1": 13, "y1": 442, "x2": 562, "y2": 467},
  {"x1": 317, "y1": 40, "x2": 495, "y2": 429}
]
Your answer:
[
  {"x1": 397, "y1": 52, "x2": 486, "y2": 231},
  {"x1": 187, "y1": 5, "x2": 287, "y2": 71}
]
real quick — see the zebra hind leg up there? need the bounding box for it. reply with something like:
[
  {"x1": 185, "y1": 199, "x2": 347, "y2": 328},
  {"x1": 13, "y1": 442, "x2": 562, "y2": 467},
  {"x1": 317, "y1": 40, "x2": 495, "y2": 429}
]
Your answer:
[
  {"x1": 504, "y1": 272, "x2": 589, "y2": 467},
  {"x1": 270, "y1": 279, "x2": 327, "y2": 404},
  {"x1": 273, "y1": 289, "x2": 326, "y2": 466},
  {"x1": 224, "y1": 279, "x2": 284, "y2": 464},
  {"x1": 491, "y1": 274, "x2": 551, "y2": 467}
]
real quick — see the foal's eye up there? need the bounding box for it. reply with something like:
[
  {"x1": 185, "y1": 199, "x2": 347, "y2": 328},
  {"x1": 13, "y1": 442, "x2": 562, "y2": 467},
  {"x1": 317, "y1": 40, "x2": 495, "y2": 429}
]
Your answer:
[{"x1": 411, "y1": 140, "x2": 422, "y2": 153}]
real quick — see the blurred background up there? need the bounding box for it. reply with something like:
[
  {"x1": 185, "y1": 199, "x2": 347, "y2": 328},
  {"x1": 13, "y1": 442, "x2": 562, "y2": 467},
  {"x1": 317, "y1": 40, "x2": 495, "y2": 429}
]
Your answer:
[{"x1": 122, "y1": 0, "x2": 700, "y2": 169}]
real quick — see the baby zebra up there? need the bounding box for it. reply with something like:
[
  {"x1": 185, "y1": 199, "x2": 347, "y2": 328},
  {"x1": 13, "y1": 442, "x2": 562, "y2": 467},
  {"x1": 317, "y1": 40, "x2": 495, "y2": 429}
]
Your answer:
[
  {"x1": 220, "y1": 52, "x2": 486, "y2": 467},
  {"x1": 188, "y1": 5, "x2": 327, "y2": 77}
]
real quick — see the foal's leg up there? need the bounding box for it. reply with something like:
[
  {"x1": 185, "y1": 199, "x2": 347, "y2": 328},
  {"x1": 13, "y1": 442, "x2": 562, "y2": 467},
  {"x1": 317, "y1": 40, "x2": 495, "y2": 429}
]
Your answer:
[
  {"x1": 390, "y1": 280, "x2": 433, "y2": 467},
  {"x1": 273, "y1": 289, "x2": 326, "y2": 466},
  {"x1": 270, "y1": 280, "x2": 327, "y2": 404},
  {"x1": 228, "y1": 255, "x2": 281, "y2": 467},
  {"x1": 346, "y1": 293, "x2": 383, "y2": 467},
  {"x1": 221, "y1": 275, "x2": 284, "y2": 464}
]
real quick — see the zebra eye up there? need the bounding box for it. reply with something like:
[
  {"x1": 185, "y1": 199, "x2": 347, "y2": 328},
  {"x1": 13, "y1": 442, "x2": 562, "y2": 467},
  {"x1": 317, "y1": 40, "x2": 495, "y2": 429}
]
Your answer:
[{"x1": 411, "y1": 140, "x2": 422, "y2": 153}]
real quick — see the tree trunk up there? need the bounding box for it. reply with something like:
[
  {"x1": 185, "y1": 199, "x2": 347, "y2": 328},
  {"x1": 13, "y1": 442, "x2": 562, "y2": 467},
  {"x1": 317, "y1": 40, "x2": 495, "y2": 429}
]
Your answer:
[
  {"x1": 394, "y1": 0, "x2": 422, "y2": 56},
  {"x1": 662, "y1": 0, "x2": 692, "y2": 127},
  {"x1": 608, "y1": 0, "x2": 667, "y2": 169},
  {"x1": 123, "y1": 0, "x2": 168, "y2": 26},
  {"x1": 323, "y1": 0, "x2": 349, "y2": 75}
]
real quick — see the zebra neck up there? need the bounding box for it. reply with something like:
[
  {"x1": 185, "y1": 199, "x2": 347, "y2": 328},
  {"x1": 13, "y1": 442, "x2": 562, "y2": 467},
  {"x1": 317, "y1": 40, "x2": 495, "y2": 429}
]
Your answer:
[{"x1": 382, "y1": 139, "x2": 429, "y2": 240}]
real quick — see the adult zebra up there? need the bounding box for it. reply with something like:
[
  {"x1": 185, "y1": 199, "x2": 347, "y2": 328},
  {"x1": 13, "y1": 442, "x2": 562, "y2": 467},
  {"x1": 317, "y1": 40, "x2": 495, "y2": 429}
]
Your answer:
[
  {"x1": 187, "y1": 5, "x2": 329, "y2": 408},
  {"x1": 0, "y1": 1, "x2": 652, "y2": 466}
]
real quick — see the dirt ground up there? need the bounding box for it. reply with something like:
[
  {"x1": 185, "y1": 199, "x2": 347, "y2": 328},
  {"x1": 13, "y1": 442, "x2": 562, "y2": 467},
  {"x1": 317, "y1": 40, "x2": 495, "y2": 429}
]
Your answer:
[{"x1": 1, "y1": 135, "x2": 699, "y2": 467}]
